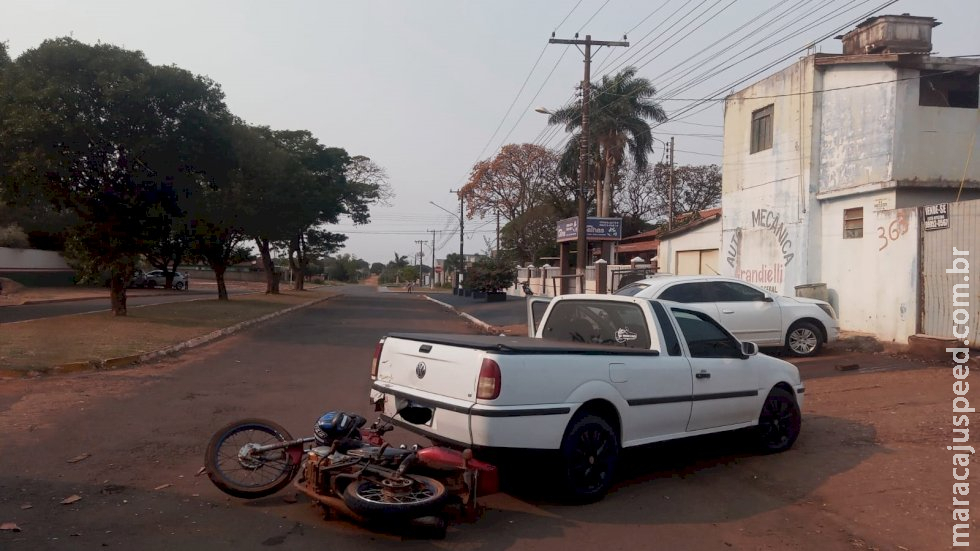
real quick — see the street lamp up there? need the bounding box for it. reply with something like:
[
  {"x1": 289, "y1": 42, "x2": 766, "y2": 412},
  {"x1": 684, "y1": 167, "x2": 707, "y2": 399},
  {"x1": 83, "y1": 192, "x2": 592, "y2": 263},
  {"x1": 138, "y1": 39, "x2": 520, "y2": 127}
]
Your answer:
[
  {"x1": 535, "y1": 105, "x2": 588, "y2": 277},
  {"x1": 430, "y1": 199, "x2": 465, "y2": 292}
]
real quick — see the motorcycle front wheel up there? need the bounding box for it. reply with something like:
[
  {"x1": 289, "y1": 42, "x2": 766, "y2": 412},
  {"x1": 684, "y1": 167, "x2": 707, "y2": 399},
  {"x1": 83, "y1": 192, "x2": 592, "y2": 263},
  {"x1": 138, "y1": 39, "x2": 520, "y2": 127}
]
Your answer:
[
  {"x1": 205, "y1": 418, "x2": 300, "y2": 499},
  {"x1": 342, "y1": 474, "x2": 448, "y2": 521}
]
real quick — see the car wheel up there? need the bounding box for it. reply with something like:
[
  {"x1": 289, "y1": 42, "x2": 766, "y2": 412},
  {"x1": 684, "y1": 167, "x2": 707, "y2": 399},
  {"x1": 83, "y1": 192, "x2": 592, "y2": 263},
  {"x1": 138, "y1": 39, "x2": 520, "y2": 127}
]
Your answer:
[
  {"x1": 175, "y1": 281, "x2": 185, "y2": 291},
  {"x1": 756, "y1": 387, "x2": 801, "y2": 453},
  {"x1": 785, "y1": 321, "x2": 822, "y2": 357},
  {"x1": 559, "y1": 413, "x2": 619, "y2": 503}
]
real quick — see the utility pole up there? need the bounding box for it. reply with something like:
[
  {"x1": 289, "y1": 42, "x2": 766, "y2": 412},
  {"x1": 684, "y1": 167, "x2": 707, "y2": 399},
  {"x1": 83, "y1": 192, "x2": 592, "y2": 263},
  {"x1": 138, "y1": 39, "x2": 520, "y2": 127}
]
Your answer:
[
  {"x1": 668, "y1": 136, "x2": 675, "y2": 232},
  {"x1": 450, "y1": 189, "x2": 464, "y2": 291},
  {"x1": 429, "y1": 230, "x2": 437, "y2": 287},
  {"x1": 495, "y1": 210, "x2": 500, "y2": 258},
  {"x1": 414, "y1": 239, "x2": 427, "y2": 284},
  {"x1": 549, "y1": 34, "x2": 629, "y2": 273}
]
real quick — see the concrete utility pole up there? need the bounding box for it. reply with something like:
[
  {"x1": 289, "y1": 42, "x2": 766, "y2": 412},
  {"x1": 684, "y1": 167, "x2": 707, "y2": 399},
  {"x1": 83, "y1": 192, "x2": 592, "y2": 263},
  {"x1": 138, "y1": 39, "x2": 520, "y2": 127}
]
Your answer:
[
  {"x1": 429, "y1": 230, "x2": 436, "y2": 287},
  {"x1": 414, "y1": 240, "x2": 427, "y2": 284},
  {"x1": 548, "y1": 34, "x2": 629, "y2": 273},
  {"x1": 668, "y1": 136, "x2": 675, "y2": 232},
  {"x1": 450, "y1": 189, "x2": 464, "y2": 291}
]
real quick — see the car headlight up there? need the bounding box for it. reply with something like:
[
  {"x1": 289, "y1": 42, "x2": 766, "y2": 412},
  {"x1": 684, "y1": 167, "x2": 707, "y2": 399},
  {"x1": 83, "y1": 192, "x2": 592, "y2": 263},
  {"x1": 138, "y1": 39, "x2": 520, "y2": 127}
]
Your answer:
[{"x1": 817, "y1": 303, "x2": 837, "y2": 320}]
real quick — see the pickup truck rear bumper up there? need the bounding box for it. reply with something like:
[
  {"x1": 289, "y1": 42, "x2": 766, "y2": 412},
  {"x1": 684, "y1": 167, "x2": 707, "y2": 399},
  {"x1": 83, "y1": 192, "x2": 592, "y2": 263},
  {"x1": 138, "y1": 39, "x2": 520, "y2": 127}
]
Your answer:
[{"x1": 371, "y1": 383, "x2": 573, "y2": 450}]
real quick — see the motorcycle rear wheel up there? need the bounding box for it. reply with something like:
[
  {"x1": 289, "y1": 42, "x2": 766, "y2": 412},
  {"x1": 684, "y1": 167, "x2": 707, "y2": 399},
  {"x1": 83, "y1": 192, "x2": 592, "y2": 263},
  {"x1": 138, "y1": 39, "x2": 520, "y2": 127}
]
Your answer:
[
  {"x1": 342, "y1": 474, "x2": 448, "y2": 521},
  {"x1": 205, "y1": 418, "x2": 300, "y2": 499}
]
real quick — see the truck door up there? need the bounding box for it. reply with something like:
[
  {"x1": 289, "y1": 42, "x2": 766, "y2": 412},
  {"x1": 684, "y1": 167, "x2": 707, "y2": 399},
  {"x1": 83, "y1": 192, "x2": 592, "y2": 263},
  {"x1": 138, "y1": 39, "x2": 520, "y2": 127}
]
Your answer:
[{"x1": 668, "y1": 307, "x2": 761, "y2": 431}]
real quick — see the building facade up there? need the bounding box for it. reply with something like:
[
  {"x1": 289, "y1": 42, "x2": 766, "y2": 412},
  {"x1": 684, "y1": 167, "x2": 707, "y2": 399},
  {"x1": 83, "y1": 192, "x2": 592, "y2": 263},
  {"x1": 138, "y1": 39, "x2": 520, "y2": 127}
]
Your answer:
[{"x1": 721, "y1": 14, "x2": 980, "y2": 341}]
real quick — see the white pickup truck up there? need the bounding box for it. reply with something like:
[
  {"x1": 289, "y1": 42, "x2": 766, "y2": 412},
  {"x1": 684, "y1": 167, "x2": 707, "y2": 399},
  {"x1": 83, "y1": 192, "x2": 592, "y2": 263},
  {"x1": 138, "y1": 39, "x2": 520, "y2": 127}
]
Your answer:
[{"x1": 369, "y1": 294, "x2": 804, "y2": 501}]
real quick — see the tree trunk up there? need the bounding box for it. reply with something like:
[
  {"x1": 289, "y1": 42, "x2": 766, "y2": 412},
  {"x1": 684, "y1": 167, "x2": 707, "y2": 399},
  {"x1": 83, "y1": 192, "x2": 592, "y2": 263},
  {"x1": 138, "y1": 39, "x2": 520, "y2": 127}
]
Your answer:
[
  {"x1": 601, "y1": 152, "x2": 615, "y2": 217},
  {"x1": 215, "y1": 264, "x2": 228, "y2": 300},
  {"x1": 109, "y1": 274, "x2": 128, "y2": 316},
  {"x1": 256, "y1": 238, "x2": 279, "y2": 294},
  {"x1": 289, "y1": 234, "x2": 305, "y2": 291}
]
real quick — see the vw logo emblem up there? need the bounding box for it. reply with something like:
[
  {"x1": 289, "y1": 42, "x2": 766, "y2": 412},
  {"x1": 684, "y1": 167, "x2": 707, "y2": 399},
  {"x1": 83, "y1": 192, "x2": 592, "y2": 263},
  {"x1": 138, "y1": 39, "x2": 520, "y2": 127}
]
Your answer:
[{"x1": 415, "y1": 362, "x2": 427, "y2": 379}]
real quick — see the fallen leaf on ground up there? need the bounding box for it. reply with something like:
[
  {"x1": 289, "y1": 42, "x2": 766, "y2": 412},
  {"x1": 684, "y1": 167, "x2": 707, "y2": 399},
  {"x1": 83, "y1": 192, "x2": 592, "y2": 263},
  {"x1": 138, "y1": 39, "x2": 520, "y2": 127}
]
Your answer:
[
  {"x1": 61, "y1": 495, "x2": 82, "y2": 505},
  {"x1": 195, "y1": 467, "x2": 206, "y2": 476},
  {"x1": 67, "y1": 453, "x2": 91, "y2": 464},
  {"x1": 1, "y1": 523, "x2": 21, "y2": 532},
  {"x1": 20, "y1": 504, "x2": 31, "y2": 510},
  {"x1": 154, "y1": 484, "x2": 171, "y2": 491}
]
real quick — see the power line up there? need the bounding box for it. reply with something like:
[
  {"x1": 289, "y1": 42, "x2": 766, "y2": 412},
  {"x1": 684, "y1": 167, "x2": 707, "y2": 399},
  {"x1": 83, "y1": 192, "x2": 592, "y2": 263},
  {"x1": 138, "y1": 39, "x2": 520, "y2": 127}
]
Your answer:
[{"x1": 577, "y1": 0, "x2": 612, "y2": 33}]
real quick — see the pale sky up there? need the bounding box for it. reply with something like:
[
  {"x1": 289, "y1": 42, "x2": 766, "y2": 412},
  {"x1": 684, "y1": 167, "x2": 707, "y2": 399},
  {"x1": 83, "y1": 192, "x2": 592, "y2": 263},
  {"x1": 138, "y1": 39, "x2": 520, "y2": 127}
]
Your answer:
[{"x1": 4, "y1": 0, "x2": 978, "y2": 265}]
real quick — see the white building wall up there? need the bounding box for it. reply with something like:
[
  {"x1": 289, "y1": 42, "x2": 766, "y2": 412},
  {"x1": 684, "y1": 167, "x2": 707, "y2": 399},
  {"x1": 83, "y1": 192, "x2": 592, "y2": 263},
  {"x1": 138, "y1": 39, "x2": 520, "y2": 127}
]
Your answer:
[
  {"x1": 721, "y1": 58, "x2": 816, "y2": 295},
  {"x1": 816, "y1": 64, "x2": 898, "y2": 194},
  {"x1": 893, "y1": 67, "x2": 980, "y2": 184},
  {"x1": 659, "y1": 219, "x2": 722, "y2": 274},
  {"x1": 0, "y1": 247, "x2": 70, "y2": 269},
  {"x1": 819, "y1": 196, "x2": 919, "y2": 342}
]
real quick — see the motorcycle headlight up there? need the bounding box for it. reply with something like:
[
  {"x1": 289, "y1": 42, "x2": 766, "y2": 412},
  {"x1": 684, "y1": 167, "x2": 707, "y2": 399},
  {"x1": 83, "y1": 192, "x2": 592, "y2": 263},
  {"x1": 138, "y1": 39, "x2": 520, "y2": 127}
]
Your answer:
[{"x1": 817, "y1": 303, "x2": 837, "y2": 320}]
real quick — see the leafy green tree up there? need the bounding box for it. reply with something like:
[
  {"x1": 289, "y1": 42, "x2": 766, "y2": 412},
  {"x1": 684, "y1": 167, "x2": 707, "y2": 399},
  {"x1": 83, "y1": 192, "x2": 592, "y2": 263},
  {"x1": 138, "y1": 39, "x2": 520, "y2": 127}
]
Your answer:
[
  {"x1": 546, "y1": 67, "x2": 667, "y2": 217},
  {"x1": 0, "y1": 38, "x2": 233, "y2": 314},
  {"x1": 369, "y1": 262, "x2": 385, "y2": 275}
]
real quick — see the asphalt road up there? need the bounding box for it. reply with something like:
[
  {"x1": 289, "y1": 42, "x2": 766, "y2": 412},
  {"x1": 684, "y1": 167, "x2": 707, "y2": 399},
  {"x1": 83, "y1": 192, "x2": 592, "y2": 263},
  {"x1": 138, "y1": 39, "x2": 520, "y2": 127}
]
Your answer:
[
  {"x1": 0, "y1": 285, "x2": 911, "y2": 550},
  {"x1": 0, "y1": 288, "x2": 254, "y2": 324}
]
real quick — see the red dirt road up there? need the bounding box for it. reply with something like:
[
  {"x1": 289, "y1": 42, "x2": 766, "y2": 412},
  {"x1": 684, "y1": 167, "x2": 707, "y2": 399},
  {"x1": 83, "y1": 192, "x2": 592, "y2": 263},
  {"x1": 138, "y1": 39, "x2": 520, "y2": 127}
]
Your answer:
[{"x1": 0, "y1": 287, "x2": 966, "y2": 550}]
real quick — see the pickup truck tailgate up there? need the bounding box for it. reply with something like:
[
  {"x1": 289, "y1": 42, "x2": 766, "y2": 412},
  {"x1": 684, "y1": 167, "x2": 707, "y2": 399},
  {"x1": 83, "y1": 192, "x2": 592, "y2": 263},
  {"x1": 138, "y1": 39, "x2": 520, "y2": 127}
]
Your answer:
[{"x1": 375, "y1": 335, "x2": 484, "y2": 404}]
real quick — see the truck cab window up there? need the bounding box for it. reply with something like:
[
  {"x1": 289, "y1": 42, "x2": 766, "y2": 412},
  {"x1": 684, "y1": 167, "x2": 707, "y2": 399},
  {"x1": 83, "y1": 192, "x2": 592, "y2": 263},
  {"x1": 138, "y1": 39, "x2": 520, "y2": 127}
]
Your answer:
[
  {"x1": 671, "y1": 308, "x2": 742, "y2": 359},
  {"x1": 542, "y1": 301, "x2": 651, "y2": 349}
]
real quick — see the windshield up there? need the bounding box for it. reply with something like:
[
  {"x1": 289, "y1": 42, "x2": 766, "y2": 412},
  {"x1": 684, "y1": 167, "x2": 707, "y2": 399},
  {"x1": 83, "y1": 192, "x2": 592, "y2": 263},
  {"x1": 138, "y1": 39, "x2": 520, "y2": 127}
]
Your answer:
[{"x1": 613, "y1": 283, "x2": 649, "y2": 297}]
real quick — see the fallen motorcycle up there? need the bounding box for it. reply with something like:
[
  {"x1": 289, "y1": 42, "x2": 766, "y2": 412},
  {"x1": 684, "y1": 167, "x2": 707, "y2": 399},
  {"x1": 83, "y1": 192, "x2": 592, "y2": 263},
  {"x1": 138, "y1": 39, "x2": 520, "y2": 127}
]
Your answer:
[{"x1": 203, "y1": 407, "x2": 497, "y2": 537}]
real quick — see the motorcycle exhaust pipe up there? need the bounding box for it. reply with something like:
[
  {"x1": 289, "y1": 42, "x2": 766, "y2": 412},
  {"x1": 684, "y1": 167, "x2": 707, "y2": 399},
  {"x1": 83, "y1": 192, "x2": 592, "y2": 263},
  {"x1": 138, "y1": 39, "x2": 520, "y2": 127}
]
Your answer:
[{"x1": 292, "y1": 477, "x2": 367, "y2": 523}]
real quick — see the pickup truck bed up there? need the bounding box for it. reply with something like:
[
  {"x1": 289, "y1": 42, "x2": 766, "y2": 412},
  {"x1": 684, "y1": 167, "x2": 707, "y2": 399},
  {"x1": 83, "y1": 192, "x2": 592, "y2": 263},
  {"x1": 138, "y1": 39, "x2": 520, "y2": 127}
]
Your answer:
[{"x1": 387, "y1": 332, "x2": 661, "y2": 356}]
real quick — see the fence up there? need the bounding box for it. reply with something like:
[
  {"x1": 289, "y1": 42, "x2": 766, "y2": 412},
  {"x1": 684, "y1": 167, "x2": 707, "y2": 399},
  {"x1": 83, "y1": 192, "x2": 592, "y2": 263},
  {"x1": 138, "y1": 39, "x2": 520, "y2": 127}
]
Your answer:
[{"x1": 512, "y1": 262, "x2": 656, "y2": 297}]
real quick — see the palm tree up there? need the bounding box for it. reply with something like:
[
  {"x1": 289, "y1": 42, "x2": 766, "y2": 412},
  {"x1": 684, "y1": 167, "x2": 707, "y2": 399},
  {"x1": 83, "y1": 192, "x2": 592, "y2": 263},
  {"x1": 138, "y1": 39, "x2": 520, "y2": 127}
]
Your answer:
[{"x1": 547, "y1": 67, "x2": 667, "y2": 217}]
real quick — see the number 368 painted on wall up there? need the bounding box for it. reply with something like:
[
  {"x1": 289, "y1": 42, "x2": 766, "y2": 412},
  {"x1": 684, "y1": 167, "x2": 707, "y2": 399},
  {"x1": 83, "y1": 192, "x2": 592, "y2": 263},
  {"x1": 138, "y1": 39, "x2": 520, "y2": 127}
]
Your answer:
[{"x1": 877, "y1": 212, "x2": 910, "y2": 251}]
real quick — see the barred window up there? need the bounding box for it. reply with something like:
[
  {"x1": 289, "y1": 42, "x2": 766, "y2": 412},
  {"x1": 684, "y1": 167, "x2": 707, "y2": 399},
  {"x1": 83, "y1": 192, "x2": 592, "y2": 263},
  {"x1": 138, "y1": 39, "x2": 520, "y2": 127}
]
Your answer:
[{"x1": 843, "y1": 207, "x2": 863, "y2": 239}]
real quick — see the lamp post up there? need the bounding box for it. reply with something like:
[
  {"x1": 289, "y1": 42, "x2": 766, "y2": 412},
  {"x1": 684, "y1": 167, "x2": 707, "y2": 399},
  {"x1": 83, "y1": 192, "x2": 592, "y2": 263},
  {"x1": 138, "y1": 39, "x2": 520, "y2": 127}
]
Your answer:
[{"x1": 430, "y1": 199, "x2": 464, "y2": 292}]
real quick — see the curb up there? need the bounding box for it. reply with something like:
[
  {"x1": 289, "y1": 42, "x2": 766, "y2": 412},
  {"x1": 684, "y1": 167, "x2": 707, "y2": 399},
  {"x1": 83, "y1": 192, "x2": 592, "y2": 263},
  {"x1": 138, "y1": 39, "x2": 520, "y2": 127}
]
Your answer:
[
  {"x1": 4, "y1": 293, "x2": 338, "y2": 379},
  {"x1": 422, "y1": 295, "x2": 500, "y2": 334}
]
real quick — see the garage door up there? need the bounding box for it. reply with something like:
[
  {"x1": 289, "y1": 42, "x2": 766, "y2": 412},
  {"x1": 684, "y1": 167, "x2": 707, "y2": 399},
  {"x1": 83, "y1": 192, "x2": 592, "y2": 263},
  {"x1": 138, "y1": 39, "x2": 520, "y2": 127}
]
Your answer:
[
  {"x1": 675, "y1": 249, "x2": 720, "y2": 275},
  {"x1": 676, "y1": 251, "x2": 701, "y2": 275}
]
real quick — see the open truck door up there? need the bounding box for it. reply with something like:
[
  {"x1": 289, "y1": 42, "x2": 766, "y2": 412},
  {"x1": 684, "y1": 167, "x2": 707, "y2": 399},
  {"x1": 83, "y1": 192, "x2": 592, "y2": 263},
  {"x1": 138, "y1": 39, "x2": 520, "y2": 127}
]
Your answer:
[{"x1": 526, "y1": 297, "x2": 553, "y2": 337}]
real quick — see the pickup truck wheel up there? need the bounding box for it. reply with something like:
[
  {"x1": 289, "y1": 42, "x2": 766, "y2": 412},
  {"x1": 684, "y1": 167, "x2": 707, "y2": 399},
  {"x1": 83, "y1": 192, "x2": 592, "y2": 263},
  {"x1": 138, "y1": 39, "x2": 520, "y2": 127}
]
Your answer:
[
  {"x1": 785, "y1": 321, "x2": 822, "y2": 357},
  {"x1": 756, "y1": 388, "x2": 801, "y2": 453},
  {"x1": 559, "y1": 414, "x2": 619, "y2": 503}
]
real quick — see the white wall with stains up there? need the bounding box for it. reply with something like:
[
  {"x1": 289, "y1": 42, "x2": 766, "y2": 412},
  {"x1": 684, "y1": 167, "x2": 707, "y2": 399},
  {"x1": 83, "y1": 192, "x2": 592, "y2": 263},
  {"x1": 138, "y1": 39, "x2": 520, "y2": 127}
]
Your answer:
[
  {"x1": 721, "y1": 58, "x2": 816, "y2": 295},
  {"x1": 817, "y1": 64, "x2": 898, "y2": 193},
  {"x1": 893, "y1": 67, "x2": 980, "y2": 184},
  {"x1": 819, "y1": 197, "x2": 919, "y2": 342}
]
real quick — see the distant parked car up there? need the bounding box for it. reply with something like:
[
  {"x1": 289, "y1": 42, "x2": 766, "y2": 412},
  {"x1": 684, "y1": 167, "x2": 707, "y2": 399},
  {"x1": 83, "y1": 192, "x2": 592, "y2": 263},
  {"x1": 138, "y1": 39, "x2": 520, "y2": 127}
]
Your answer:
[
  {"x1": 615, "y1": 275, "x2": 839, "y2": 357},
  {"x1": 127, "y1": 269, "x2": 148, "y2": 289},
  {"x1": 144, "y1": 270, "x2": 189, "y2": 290}
]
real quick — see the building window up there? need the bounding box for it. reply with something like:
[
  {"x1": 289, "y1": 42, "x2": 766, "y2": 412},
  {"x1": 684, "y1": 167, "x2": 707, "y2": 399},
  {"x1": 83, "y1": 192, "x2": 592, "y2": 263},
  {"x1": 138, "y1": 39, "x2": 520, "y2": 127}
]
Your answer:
[
  {"x1": 750, "y1": 104, "x2": 774, "y2": 154},
  {"x1": 919, "y1": 71, "x2": 979, "y2": 108},
  {"x1": 843, "y1": 207, "x2": 863, "y2": 239}
]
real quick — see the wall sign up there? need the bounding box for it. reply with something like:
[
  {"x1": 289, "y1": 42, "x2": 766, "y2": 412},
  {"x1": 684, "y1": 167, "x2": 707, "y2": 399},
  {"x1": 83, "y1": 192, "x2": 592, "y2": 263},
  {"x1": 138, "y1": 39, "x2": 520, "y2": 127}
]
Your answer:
[{"x1": 923, "y1": 203, "x2": 949, "y2": 231}]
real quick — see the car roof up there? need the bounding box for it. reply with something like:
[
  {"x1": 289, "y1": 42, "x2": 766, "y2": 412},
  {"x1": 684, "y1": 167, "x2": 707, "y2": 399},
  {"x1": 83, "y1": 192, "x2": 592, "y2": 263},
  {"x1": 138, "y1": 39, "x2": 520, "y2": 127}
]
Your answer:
[{"x1": 622, "y1": 275, "x2": 750, "y2": 291}]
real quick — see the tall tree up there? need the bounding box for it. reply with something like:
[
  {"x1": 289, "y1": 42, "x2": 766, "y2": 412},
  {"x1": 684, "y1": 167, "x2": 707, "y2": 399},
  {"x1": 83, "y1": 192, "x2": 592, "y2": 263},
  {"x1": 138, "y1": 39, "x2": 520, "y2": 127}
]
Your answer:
[
  {"x1": 0, "y1": 38, "x2": 233, "y2": 314},
  {"x1": 547, "y1": 67, "x2": 667, "y2": 217},
  {"x1": 614, "y1": 162, "x2": 722, "y2": 232}
]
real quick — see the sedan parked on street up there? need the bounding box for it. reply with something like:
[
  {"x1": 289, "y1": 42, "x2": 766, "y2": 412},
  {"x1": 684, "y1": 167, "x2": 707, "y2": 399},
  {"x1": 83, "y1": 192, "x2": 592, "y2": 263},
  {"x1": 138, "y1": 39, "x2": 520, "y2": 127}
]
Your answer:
[
  {"x1": 615, "y1": 275, "x2": 838, "y2": 357},
  {"x1": 144, "y1": 270, "x2": 189, "y2": 290}
]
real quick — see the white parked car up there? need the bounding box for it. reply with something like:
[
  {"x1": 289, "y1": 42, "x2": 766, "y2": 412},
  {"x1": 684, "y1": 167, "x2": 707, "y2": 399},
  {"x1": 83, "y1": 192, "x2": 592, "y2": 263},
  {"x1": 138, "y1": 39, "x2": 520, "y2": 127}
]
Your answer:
[
  {"x1": 144, "y1": 270, "x2": 189, "y2": 290},
  {"x1": 615, "y1": 276, "x2": 838, "y2": 357}
]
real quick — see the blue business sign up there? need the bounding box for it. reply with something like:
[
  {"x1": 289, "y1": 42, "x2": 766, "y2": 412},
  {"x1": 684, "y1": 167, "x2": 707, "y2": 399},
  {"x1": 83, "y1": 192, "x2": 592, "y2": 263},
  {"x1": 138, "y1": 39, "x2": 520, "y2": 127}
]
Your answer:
[{"x1": 556, "y1": 217, "x2": 623, "y2": 242}]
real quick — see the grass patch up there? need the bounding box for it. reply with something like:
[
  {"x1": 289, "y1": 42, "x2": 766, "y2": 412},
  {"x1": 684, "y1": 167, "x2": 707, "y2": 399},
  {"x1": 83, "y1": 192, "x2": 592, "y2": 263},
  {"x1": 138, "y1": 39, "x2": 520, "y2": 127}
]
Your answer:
[{"x1": 0, "y1": 290, "x2": 328, "y2": 372}]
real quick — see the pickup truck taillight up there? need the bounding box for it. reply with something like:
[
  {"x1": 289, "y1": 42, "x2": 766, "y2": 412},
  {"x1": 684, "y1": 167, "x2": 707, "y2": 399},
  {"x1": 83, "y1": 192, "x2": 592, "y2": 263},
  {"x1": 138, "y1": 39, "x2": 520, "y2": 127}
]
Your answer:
[
  {"x1": 476, "y1": 358, "x2": 501, "y2": 400},
  {"x1": 370, "y1": 338, "x2": 386, "y2": 379}
]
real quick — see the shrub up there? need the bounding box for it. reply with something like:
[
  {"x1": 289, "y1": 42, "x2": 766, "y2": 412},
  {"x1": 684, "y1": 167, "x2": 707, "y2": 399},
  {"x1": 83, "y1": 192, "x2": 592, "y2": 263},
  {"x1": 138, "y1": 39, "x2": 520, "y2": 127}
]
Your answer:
[{"x1": 464, "y1": 256, "x2": 516, "y2": 293}]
